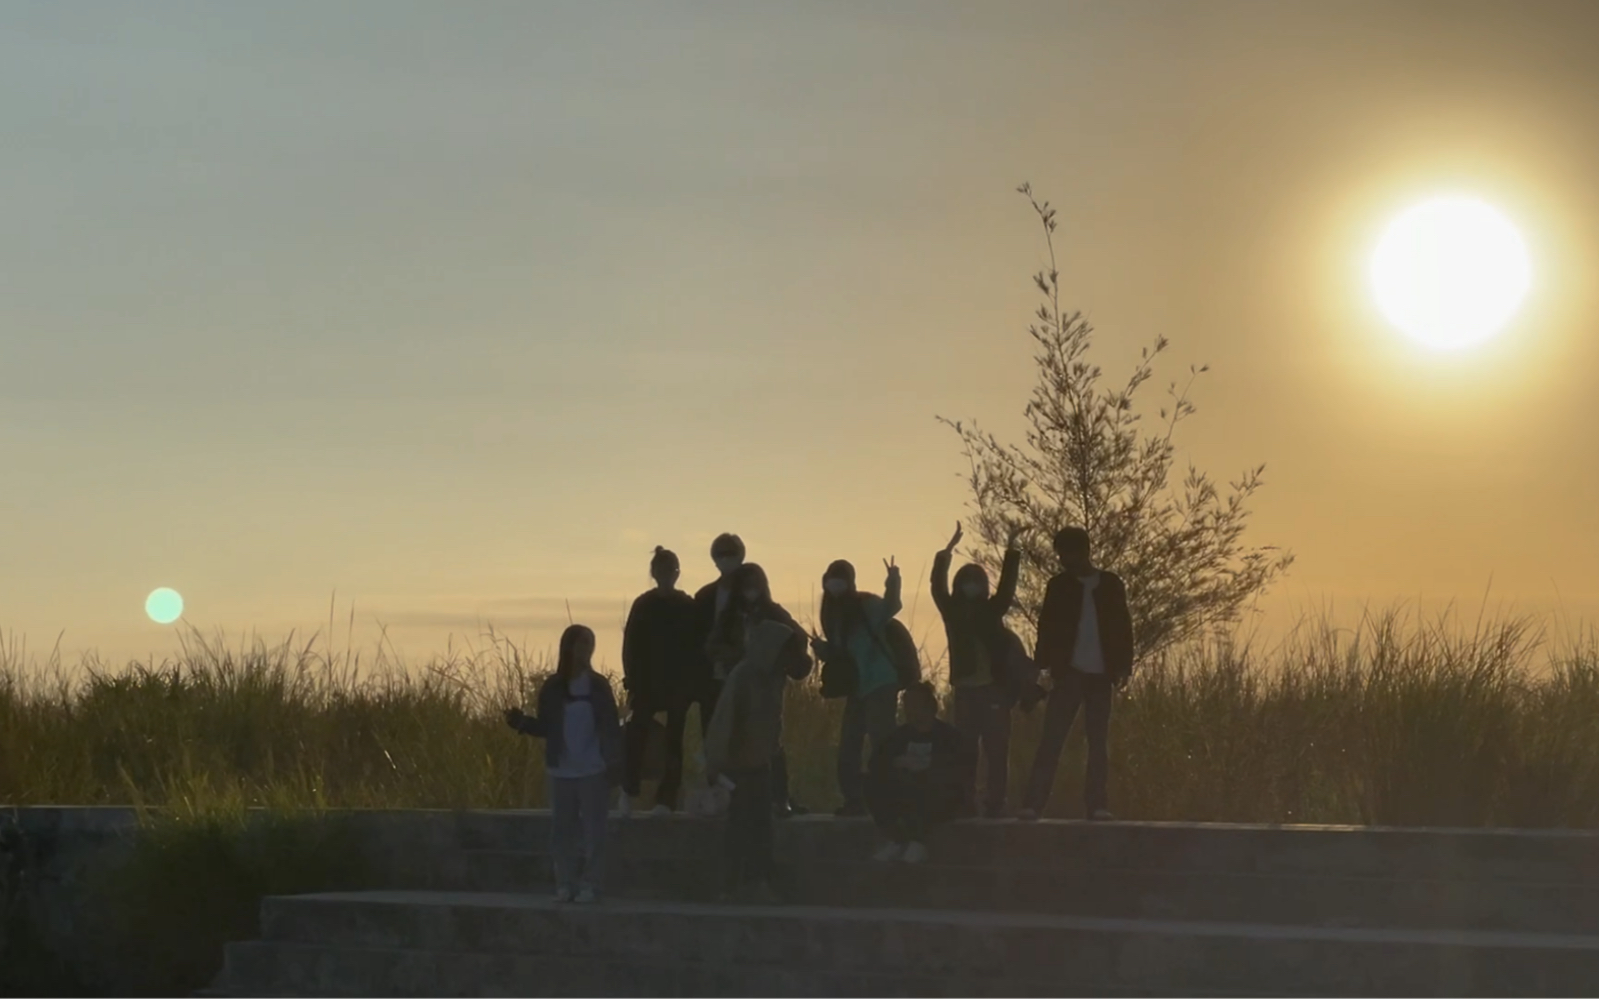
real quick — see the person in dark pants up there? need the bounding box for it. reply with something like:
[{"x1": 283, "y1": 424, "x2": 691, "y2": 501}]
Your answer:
[
  {"x1": 866, "y1": 682, "x2": 974, "y2": 864},
  {"x1": 813, "y1": 557, "x2": 903, "y2": 816},
  {"x1": 1019, "y1": 527, "x2": 1135, "y2": 822},
  {"x1": 704, "y1": 563, "x2": 813, "y2": 903},
  {"x1": 621, "y1": 546, "x2": 700, "y2": 816},
  {"x1": 505, "y1": 624, "x2": 624, "y2": 904},
  {"x1": 931, "y1": 521, "x2": 1023, "y2": 818},
  {"x1": 696, "y1": 533, "x2": 807, "y2": 819}
]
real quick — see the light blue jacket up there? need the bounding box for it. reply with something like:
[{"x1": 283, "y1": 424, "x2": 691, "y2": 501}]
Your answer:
[{"x1": 823, "y1": 572, "x2": 903, "y2": 697}]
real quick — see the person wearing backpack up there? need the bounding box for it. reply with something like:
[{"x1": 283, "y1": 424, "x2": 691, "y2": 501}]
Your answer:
[
  {"x1": 1018, "y1": 526, "x2": 1135, "y2": 822},
  {"x1": 812, "y1": 557, "x2": 904, "y2": 817},
  {"x1": 931, "y1": 521, "x2": 1023, "y2": 818}
]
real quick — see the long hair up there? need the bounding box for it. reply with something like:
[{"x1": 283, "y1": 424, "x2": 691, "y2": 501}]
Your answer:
[
  {"x1": 952, "y1": 563, "x2": 991, "y2": 601},
  {"x1": 556, "y1": 624, "x2": 596, "y2": 690},
  {"x1": 715, "y1": 563, "x2": 772, "y2": 649},
  {"x1": 820, "y1": 562, "x2": 868, "y2": 643}
]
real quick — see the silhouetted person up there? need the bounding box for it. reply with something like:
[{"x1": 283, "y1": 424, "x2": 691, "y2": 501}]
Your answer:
[
  {"x1": 694, "y1": 532, "x2": 807, "y2": 819},
  {"x1": 866, "y1": 682, "x2": 974, "y2": 864},
  {"x1": 505, "y1": 624, "x2": 623, "y2": 904},
  {"x1": 621, "y1": 546, "x2": 699, "y2": 815},
  {"x1": 1019, "y1": 527, "x2": 1134, "y2": 821},
  {"x1": 703, "y1": 563, "x2": 813, "y2": 903},
  {"x1": 814, "y1": 557, "x2": 904, "y2": 816},
  {"x1": 931, "y1": 521, "x2": 1022, "y2": 817}
]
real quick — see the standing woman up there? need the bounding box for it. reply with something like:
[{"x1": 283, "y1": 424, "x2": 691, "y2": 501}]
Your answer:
[
  {"x1": 931, "y1": 521, "x2": 1023, "y2": 818},
  {"x1": 621, "y1": 546, "x2": 699, "y2": 815},
  {"x1": 505, "y1": 624, "x2": 623, "y2": 904},
  {"x1": 703, "y1": 563, "x2": 812, "y2": 903},
  {"x1": 814, "y1": 558, "x2": 903, "y2": 816}
]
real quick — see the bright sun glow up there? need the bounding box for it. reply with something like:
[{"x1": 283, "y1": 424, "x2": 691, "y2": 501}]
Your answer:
[
  {"x1": 145, "y1": 587, "x2": 184, "y2": 625},
  {"x1": 1369, "y1": 195, "x2": 1531, "y2": 351}
]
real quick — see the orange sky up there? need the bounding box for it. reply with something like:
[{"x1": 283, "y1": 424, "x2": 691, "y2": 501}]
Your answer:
[{"x1": 4, "y1": 1, "x2": 1597, "y2": 671}]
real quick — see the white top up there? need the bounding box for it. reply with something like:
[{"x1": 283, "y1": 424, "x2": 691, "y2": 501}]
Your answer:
[
  {"x1": 547, "y1": 671, "x2": 607, "y2": 779},
  {"x1": 1071, "y1": 572, "x2": 1106, "y2": 675}
]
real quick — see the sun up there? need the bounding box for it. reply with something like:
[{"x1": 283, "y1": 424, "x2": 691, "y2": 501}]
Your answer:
[
  {"x1": 145, "y1": 587, "x2": 184, "y2": 625},
  {"x1": 1369, "y1": 195, "x2": 1531, "y2": 351}
]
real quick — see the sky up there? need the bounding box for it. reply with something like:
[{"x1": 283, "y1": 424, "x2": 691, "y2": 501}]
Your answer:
[{"x1": 3, "y1": 0, "x2": 1598, "y2": 671}]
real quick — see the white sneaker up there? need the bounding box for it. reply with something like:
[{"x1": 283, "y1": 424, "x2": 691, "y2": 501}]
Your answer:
[
  {"x1": 872, "y1": 841, "x2": 905, "y2": 863},
  {"x1": 553, "y1": 885, "x2": 574, "y2": 903},
  {"x1": 902, "y1": 841, "x2": 929, "y2": 865},
  {"x1": 574, "y1": 885, "x2": 598, "y2": 904},
  {"x1": 1015, "y1": 808, "x2": 1039, "y2": 822},
  {"x1": 650, "y1": 804, "x2": 672, "y2": 818},
  {"x1": 616, "y1": 793, "x2": 633, "y2": 818}
]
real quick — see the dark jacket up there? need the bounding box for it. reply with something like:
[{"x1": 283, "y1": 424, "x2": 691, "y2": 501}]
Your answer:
[
  {"x1": 931, "y1": 547, "x2": 1021, "y2": 687},
  {"x1": 691, "y1": 577, "x2": 736, "y2": 686},
  {"x1": 510, "y1": 672, "x2": 625, "y2": 779},
  {"x1": 869, "y1": 719, "x2": 975, "y2": 789},
  {"x1": 1033, "y1": 570, "x2": 1135, "y2": 683},
  {"x1": 622, "y1": 587, "x2": 699, "y2": 703}
]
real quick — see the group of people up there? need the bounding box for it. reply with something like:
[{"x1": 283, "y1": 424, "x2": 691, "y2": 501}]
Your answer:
[{"x1": 504, "y1": 521, "x2": 1135, "y2": 905}]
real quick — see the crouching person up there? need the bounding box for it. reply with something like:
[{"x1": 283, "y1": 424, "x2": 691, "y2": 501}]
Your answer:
[
  {"x1": 866, "y1": 682, "x2": 975, "y2": 865},
  {"x1": 505, "y1": 624, "x2": 624, "y2": 904}
]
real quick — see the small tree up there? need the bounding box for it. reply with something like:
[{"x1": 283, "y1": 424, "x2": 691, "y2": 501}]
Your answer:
[{"x1": 940, "y1": 184, "x2": 1293, "y2": 659}]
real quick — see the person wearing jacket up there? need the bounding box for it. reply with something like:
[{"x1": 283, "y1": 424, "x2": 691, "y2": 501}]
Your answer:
[
  {"x1": 866, "y1": 682, "x2": 975, "y2": 864},
  {"x1": 1019, "y1": 526, "x2": 1135, "y2": 822},
  {"x1": 703, "y1": 563, "x2": 813, "y2": 903},
  {"x1": 695, "y1": 533, "x2": 807, "y2": 820},
  {"x1": 813, "y1": 557, "x2": 903, "y2": 816},
  {"x1": 931, "y1": 520, "x2": 1023, "y2": 817},
  {"x1": 621, "y1": 546, "x2": 700, "y2": 816},
  {"x1": 505, "y1": 624, "x2": 623, "y2": 904}
]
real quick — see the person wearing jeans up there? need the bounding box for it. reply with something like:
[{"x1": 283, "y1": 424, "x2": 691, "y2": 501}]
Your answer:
[
  {"x1": 813, "y1": 558, "x2": 904, "y2": 816},
  {"x1": 1019, "y1": 527, "x2": 1135, "y2": 821},
  {"x1": 506, "y1": 624, "x2": 624, "y2": 903},
  {"x1": 931, "y1": 521, "x2": 1023, "y2": 817}
]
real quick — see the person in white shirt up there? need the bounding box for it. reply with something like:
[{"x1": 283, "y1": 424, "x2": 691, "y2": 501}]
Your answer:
[{"x1": 1018, "y1": 527, "x2": 1135, "y2": 821}]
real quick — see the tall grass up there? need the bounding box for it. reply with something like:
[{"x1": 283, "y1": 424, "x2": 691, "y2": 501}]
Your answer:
[{"x1": 3, "y1": 608, "x2": 1598, "y2": 827}]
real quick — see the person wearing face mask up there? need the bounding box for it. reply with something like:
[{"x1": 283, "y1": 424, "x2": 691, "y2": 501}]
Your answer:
[
  {"x1": 813, "y1": 557, "x2": 904, "y2": 816},
  {"x1": 1018, "y1": 526, "x2": 1134, "y2": 822},
  {"x1": 703, "y1": 563, "x2": 813, "y2": 903},
  {"x1": 931, "y1": 520, "x2": 1023, "y2": 818},
  {"x1": 695, "y1": 533, "x2": 808, "y2": 820},
  {"x1": 621, "y1": 546, "x2": 700, "y2": 816}
]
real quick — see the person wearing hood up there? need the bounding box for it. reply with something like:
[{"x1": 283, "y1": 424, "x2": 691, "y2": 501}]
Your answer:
[
  {"x1": 813, "y1": 557, "x2": 904, "y2": 816},
  {"x1": 703, "y1": 563, "x2": 813, "y2": 903},
  {"x1": 695, "y1": 533, "x2": 807, "y2": 820},
  {"x1": 931, "y1": 520, "x2": 1023, "y2": 818},
  {"x1": 621, "y1": 546, "x2": 700, "y2": 816}
]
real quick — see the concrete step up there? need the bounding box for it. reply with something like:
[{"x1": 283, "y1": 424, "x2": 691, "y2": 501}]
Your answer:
[
  {"x1": 451, "y1": 811, "x2": 1599, "y2": 885},
  {"x1": 216, "y1": 940, "x2": 1173, "y2": 997},
  {"x1": 219, "y1": 890, "x2": 1599, "y2": 997},
  {"x1": 454, "y1": 848, "x2": 1599, "y2": 934}
]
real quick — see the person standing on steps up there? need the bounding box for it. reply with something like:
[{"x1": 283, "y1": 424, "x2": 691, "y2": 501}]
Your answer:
[
  {"x1": 931, "y1": 520, "x2": 1023, "y2": 818},
  {"x1": 866, "y1": 681, "x2": 975, "y2": 864},
  {"x1": 695, "y1": 532, "x2": 808, "y2": 820},
  {"x1": 505, "y1": 624, "x2": 623, "y2": 905},
  {"x1": 1018, "y1": 526, "x2": 1135, "y2": 822},
  {"x1": 621, "y1": 546, "x2": 700, "y2": 816},
  {"x1": 703, "y1": 563, "x2": 814, "y2": 903},
  {"x1": 813, "y1": 557, "x2": 904, "y2": 816}
]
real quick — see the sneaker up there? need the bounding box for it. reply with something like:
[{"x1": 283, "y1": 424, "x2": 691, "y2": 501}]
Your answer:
[
  {"x1": 574, "y1": 885, "x2": 599, "y2": 904},
  {"x1": 553, "y1": 885, "x2": 574, "y2": 904},
  {"x1": 747, "y1": 881, "x2": 782, "y2": 906},
  {"x1": 872, "y1": 841, "x2": 906, "y2": 863},
  {"x1": 902, "y1": 841, "x2": 929, "y2": 865},
  {"x1": 650, "y1": 803, "x2": 672, "y2": 818},
  {"x1": 1089, "y1": 809, "x2": 1115, "y2": 822},
  {"x1": 835, "y1": 801, "x2": 869, "y2": 818},
  {"x1": 1015, "y1": 808, "x2": 1040, "y2": 822},
  {"x1": 982, "y1": 804, "x2": 1008, "y2": 820},
  {"x1": 616, "y1": 793, "x2": 634, "y2": 819}
]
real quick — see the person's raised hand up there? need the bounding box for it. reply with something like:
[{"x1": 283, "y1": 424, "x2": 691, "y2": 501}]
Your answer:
[
  {"x1": 1006, "y1": 521, "x2": 1024, "y2": 549},
  {"x1": 883, "y1": 556, "x2": 899, "y2": 579},
  {"x1": 944, "y1": 522, "x2": 964, "y2": 554}
]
